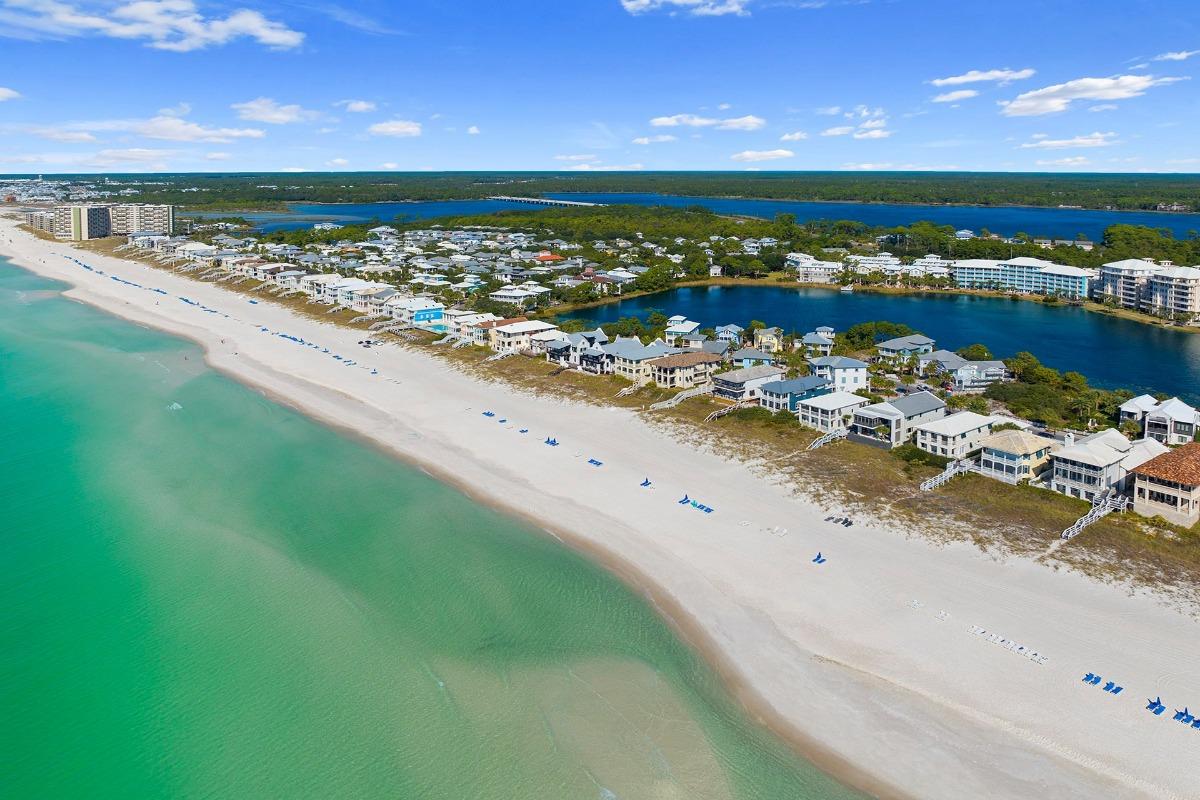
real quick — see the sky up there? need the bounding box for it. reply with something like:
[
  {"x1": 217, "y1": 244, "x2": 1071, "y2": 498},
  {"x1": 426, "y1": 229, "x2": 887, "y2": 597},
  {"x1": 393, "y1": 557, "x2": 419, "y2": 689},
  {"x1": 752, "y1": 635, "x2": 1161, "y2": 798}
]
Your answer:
[{"x1": 0, "y1": 0, "x2": 1198, "y2": 174}]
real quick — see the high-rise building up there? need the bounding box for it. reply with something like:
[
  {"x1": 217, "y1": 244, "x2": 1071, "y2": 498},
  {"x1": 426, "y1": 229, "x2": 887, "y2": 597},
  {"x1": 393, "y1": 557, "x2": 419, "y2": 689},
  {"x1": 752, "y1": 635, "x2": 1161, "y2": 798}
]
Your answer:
[
  {"x1": 109, "y1": 203, "x2": 175, "y2": 235},
  {"x1": 22, "y1": 209, "x2": 56, "y2": 233},
  {"x1": 53, "y1": 205, "x2": 112, "y2": 240}
]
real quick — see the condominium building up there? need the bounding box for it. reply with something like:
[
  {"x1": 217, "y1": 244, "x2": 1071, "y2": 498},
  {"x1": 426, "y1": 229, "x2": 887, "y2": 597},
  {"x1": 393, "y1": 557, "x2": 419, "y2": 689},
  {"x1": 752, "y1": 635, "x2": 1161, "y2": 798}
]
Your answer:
[
  {"x1": 785, "y1": 252, "x2": 844, "y2": 283},
  {"x1": 1095, "y1": 258, "x2": 1164, "y2": 310},
  {"x1": 110, "y1": 203, "x2": 176, "y2": 235},
  {"x1": 1143, "y1": 266, "x2": 1200, "y2": 323},
  {"x1": 22, "y1": 209, "x2": 55, "y2": 233},
  {"x1": 53, "y1": 204, "x2": 111, "y2": 240},
  {"x1": 953, "y1": 257, "x2": 1096, "y2": 298}
]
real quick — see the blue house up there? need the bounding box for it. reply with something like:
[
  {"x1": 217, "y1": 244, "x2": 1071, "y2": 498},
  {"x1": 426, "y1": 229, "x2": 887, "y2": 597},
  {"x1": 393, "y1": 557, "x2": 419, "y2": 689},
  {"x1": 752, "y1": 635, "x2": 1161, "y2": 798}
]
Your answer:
[
  {"x1": 715, "y1": 323, "x2": 745, "y2": 344},
  {"x1": 729, "y1": 347, "x2": 776, "y2": 368},
  {"x1": 759, "y1": 376, "x2": 833, "y2": 412}
]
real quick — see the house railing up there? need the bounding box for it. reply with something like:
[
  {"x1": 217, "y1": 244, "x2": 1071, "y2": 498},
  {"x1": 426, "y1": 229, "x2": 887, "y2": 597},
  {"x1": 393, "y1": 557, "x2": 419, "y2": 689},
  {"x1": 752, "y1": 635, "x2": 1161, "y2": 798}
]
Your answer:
[
  {"x1": 807, "y1": 427, "x2": 847, "y2": 450},
  {"x1": 1061, "y1": 490, "x2": 1130, "y2": 540},
  {"x1": 650, "y1": 382, "x2": 714, "y2": 411},
  {"x1": 919, "y1": 459, "x2": 975, "y2": 492},
  {"x1": 705, "y1": 398, "x2": 757, "y2": 422}
]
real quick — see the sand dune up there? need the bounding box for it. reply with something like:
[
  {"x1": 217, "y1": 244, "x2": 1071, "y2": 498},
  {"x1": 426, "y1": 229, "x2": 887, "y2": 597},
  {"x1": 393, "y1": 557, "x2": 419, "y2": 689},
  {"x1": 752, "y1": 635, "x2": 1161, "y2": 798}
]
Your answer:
[{"x1": 3, "y1": 214, "x2": 1197, "y2": 800}]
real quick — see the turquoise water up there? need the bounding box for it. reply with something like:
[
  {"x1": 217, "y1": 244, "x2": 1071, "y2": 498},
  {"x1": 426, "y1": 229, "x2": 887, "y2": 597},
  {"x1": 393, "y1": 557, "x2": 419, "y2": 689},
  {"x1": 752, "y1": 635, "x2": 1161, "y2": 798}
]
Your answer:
[
  {"x1": 0, "y1": 258, "x2": 864, "y2": 800},
  {"x1": 564, "y1": 284, "x2": 1200, "y2": 402}
]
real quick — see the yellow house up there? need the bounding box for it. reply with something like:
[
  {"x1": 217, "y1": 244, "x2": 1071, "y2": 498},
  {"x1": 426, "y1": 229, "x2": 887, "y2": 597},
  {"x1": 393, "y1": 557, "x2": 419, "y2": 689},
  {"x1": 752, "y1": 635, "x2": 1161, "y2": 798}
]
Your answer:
[{"x1": 753, "y1": 326, "x2": 784, "y2": 353}]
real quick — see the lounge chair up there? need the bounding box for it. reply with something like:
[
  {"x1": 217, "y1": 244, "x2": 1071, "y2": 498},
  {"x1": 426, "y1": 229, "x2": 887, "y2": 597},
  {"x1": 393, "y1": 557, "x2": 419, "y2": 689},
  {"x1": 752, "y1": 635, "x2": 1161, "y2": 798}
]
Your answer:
[
  {"x1": 483, "y1": 411, "x2": 495, "y2": 417},
  {"x1": 640, "y1": 478, "x2": 651, "y2": 487},
  {"x1": 1110, "y1": 686, "x2": 1123, "y2": 695},
  {"x1": 1173, "y1": 709, "x2": 1187, "y2": 722},
  {"x1": 679, "y1": 495, "x2": 690, "y2": 505},
  {"x1": 519, "y1": 429, "x2": 529, "y2": 434},
  {"x1": 1084, "y1": 673, "x2": 1097, "y2": 683},
  {"x1": 812, "y1": 552, "x2": 823, "y2": 563},
  {"x1": 1103, "y1": 681, "x2": 1115, "y2": 692},
  {"x1": 1090, "y1": 675, "x2": 1102, "y2": 685}
]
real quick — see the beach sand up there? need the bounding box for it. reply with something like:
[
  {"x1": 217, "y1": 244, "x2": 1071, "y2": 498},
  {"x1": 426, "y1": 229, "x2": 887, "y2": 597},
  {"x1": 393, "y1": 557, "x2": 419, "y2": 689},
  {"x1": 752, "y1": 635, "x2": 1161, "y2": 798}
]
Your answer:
[{"x1": 3, "y1": 214, "x2": 1197, "y2": 800}]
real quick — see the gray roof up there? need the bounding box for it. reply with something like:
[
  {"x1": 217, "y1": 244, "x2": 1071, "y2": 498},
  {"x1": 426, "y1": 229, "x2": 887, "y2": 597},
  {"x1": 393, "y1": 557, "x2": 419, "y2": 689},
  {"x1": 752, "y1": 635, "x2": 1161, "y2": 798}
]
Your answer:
[
  {"x1": 761, "y1": 376, "x2": 831, "y2": 395},
  {"x1": 890, "y1": 390, "x2": 946, "y2": 416},
  {"x1": 700, "y1": 340, "x2": 730, "y2": 356},
  {"x1": 877, "y1": 334, "x2": 935, "y2": 351},
  {"x1": 715, "y1": 365, "x2": 786, "y2": 385},
  {"x1": 730, "y1": 347, "x2": 775, "y2": 361},
  {"x1": 809, "y1": 355, "x2": 867, "y2": 369}
]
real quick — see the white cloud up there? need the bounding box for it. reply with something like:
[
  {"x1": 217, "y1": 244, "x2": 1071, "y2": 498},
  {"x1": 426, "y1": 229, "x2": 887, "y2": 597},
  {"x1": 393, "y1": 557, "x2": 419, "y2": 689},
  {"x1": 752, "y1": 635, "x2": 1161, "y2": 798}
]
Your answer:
[
  {"x1": 1036, "y1": 156, "x2": 1090, "y2": 167},
  {"x1": 620, "y1": 0, "x2": 749, "y2": 16},
  {"x1": 367, "y1": 119, "x2": 422, "y2": 137},
  {"x1": 71, "y1": 114, "x2": 264, "y2": 142},
  {"x1": 1000, "y1": 74, "x2": 1183, "y2": 116},
  {"x1": 280, "y1": 166, "x2": 308, "y2": 172},
  {"x1": 815, "y1": 105, "x2": 842, "y2": 115},
  {"x1": 467, "y1": 125, "x2": 480, "y2": 135},
  {"x1": 33, "y1": 128, "x2": 95, "y2": 142},
  {"x1": 1019, "y1": 131, "x2": 1119, "y2": 149},
  {"x1": 731, "y1": 148, "x2": 793, "y2": 162},
  {"x1": 0, "y1": 86, "x2": 19, "y2": 101},
  {"x1": 843, "y1": 105, "x2": 885, "y2": 120},
  {"x1": 231, "y1": 97, "x2": 318, "y2": 124},
  {"x1": 649, "y1": 112, "x2": 765, "y2": 130},
  {"x1": 632, "y1": 134, "x2": 677, "y2": 144},
  {"x1": 1088, "y1": 104, "x2": 1118, "y2": 112},
  {"x1": 567, "y1": 162, "x2": 645, "y2": 171},
  {"x1": 335, "y1": 99, "x2": 376, "y2": 113},
  {"x1": 932, "y1": 89, "x2": 978, "y2": 103},
  {"x1": 858, "y1": 118, "x2": 887, "y2": 129},
  {"x1": 554, "y1": 154, "x2": 598, "y2": 162},
  {"x1": 930, "y1": 68, "x2": 1036, "y2": 86},
  {"x1": 841, "y1": 162, "x2": 961, "y2": 171},
  {"x1": 158, "y1": 101, "x2": 190, "y2": 116},
  {"x1": 0, "y1": 0, "x2": 304, "y2": 52},
  {"x1": 380, "y1": 162, "x2": 399, "y2": 169},
  {"x1": 717, "y1": 102, "x2": 732, "y2": 110},
  {"x1": 821, "y1": 126, "x2": 854, "y2": 136},
  {"x1": 205, "y1": 151, "x2": 230, "y2": 160},
  {"x1": 780, "y1": 130, "x2": 808, "y2": 141},
  {"x1": 326, "y1": 157, "x2": 349, "y2": 167},
  {"x1": 853, "y1": 128, "x2": 893, "y2": 139},
  {"x1": 1154, "y1": 50, "x2": 1199, "y2": 61},
  {"x1": 87, "y1": 147, "x2": 174, "y2": 168}
]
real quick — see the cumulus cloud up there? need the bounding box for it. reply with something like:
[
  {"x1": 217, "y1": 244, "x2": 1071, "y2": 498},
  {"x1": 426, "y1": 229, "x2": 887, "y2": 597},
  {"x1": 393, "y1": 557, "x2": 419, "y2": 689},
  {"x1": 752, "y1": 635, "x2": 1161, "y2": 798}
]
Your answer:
[
  {"x1": 87, "y1": 147, "x2": 174, "y2": 168},
  {"x1": 815, "y1": 106, "x2": 842, "y2": 115},
  {"x1": 1154, "y1": 50, "x2": 1199, "y2": 61},
  {"x1": 930, "y1": 68, "x2": 1036, "y2": 86},
  {"x1": 70, "y1": 113, "x2": 264, "y2": 142},
  {"x1": 367, "y1": 119, "x2": 422, "y2": 137},
  {"x1": 326, "y1": 157, "x2": 349, "y2": 167},
  {"x1": 730, "y1": 148, "x2": 793, "y2": 162},
  {"x1": 554, "y1": 154, "x2": 597, "y2": 162},
  {"x1": 821, "y1": 126, "x2": 854, "y2": 136},
  {"x1": 649, "y1": 113, "x2": 765, "y2": 130},
  {"x1": 380, "y1": 162, "x2": 399, "y2": 169},
  {"x1": 0, "y1": 0, "x2": 304, "y2": 51},
  {"x1": 853, "y1": 128, "x2": 892, "y2": 139},
  {"x1": 780, "y1": 130, "x2": 808, "y2": 141},
  {"x1": 32, "y1": 128, "x2": 96, "y2": 142},
  {"x1": 632, "y1": 134, "x2": 677, "y2": 144},
  {"x1": 620, "y1": 0, "x2": 748, "y2": 15},
  {"x1": 467, "y1": 125, "x2": 480, "y2": 134},
  {"x1": 1019, "y1": 131, "x2": 1119, "y2": 149},
  {"x1": 335, "y1": 99, "x2": 376, "y2": 113},
  {"x1": 205, "y1": 151, "x2": 230, "y2": 160},
  {"x1": 232, "y1": 97, "x2": 319, "y2": 124},
  {"x1": 1000, "y1": 75, "x2": 1183, "y2": 116},
  {"x1": 0, "y1": 86, "x2": 21, "y2": 101},
  {"x1": 1088, "y1": 104, "x2": 1118, "y2": 112},
  {"x1": 932, "y1": 89, "x2": 978, "y2": 103}
]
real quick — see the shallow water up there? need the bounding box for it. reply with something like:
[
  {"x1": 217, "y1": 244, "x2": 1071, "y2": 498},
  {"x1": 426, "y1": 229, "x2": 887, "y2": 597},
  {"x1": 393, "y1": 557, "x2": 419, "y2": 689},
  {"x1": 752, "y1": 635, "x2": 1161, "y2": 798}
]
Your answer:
[{"x1": 0, "y1": 259, "x2": 864, "y2": 799}]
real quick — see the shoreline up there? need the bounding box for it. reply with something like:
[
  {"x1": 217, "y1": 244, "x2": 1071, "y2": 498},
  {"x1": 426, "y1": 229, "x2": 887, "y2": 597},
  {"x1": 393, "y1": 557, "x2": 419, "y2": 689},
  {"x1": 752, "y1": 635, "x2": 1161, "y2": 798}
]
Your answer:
[{"x1": 3, "y1": 216, "x2": 1196, "y2": 800}]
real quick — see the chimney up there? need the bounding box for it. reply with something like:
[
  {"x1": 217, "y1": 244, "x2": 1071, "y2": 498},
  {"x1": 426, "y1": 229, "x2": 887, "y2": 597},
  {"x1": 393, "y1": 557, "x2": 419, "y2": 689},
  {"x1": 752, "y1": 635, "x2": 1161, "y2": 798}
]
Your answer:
[{"x1": 1064, "y1": 432, "x2": 1075, "y2": 447}]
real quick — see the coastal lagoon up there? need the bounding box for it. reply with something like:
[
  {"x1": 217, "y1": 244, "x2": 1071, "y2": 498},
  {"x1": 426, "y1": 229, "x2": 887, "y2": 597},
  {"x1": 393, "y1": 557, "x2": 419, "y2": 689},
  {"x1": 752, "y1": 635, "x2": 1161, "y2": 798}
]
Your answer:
[
  {"x1": 564, "y1": 285, "x2": 1200, "y2": 402},
  {"x1": 202, "y1": 194, "x2": 1200, "y2": 240},
  {"x1": 0, "y1": 259, "x2": 863, "y2": 800}
]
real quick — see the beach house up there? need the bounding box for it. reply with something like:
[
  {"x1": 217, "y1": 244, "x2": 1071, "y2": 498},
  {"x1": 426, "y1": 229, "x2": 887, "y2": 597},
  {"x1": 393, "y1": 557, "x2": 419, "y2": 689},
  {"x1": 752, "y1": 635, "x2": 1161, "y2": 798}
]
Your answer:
[
  {"x1": 1130, "y1": 443, "x2": 1200, "y2": 526},
  {"x1": 544, "y1": 328, "x2": 612, "y2": 373},
  {"x1": 712, "y1": 365, "x2": 787, "y2": 402},
  {"x1": 646, "y1": 352, "x2": 723, "y2": 389},
  {"x1": 913, "y1": 411, "x2": 995, "y2": 460},
  {"x1": 807, "y1": 356, "x2": 868, "y2": 392},
  {"x1": 385, "y1": 296, "x2": 445, "y2": 328},
  {"x1": 796, "y1": 391, "x2": 870, "y2": 432},
  {"x1": 797, "y1": 330, "x2": 835, "y2": 357},
  {"x1": 607, "y1": 338, "x2": 680, "y2": 383},
  {"x1": 848, "y1": 391, "x2": 947, "y2": 449},
  {"x1": 1050, "y1": 429, "x2": 1168, "y2": 501},
  {"x1": 753, "y1": 326, "x2": 785, "y2": 353},
  {"x1": 490, "y1": 320, "x2": 559, "y2": 353},
  {"x1": 1142, "y1": 397, "x2": 1200, "y2": 446},
  {"x1": 875, "y1": 334, "x2": 936, "y2": 364},
  {"x1": 715, "y1": 324, "x2": 745, "y2": 344},
  {"x1": 472, "y1": 316, "x2": 528, "y2": 348},
  {"x1": 918, "y1": 350, "x2": 1008, "y2": 392},
  {"x1": 729, "y1": 348, "x2": 776, "y2": 368},
  {"x1": 758, "y1": 376, "x2": 832, "y2": 412},
  {"x1": 663, "y1": 316, "x2": 701, "y2": 346},
  {"x1": 976, "y1": 429, "x2": 1059, "y2": 484}
]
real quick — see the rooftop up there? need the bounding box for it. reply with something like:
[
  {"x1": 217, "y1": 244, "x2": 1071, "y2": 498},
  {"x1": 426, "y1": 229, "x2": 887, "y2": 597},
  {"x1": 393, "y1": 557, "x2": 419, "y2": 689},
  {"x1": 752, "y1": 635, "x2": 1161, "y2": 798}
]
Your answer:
[{"x1": 1133, "y1": 443, "x2": 1200, "y2": 486}]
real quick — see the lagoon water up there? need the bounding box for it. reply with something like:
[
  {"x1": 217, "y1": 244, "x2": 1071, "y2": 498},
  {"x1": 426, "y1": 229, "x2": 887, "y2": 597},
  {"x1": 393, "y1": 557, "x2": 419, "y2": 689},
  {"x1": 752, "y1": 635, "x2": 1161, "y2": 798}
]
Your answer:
[
  {"x1": 212, "y1": 194, "x2": 1200, "y2": 240},
  {"x1": 0, "y1": 259, "x2": 863, "y2": 800},
  {"x1": 564, "y1": 285, "x2": 1200, "y2": 402}
]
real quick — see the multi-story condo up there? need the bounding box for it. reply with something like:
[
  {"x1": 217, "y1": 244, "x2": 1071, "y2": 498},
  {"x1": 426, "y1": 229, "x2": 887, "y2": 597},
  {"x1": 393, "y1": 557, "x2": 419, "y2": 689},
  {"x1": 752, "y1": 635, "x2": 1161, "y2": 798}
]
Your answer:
[
  {"x1": 846, "y1": 252, "x2": 902, "y2": 275},
  {"x1": 53, "y1": 204, "x2": 111, "y2": 240},
  {"x1": 785, "y1": 252, "x2": 844, "y2": 283},
  {"x1": 953, "y1": 257, "x2": 1095, "y2": 298},
  {"x1": 110, "y1": 203, "x2": 176, "y2": 235},
  {"x1": 1143, "y1": 266, "x2": 1200, "y2": 323},
  {"x1": 1095, "y1": 258, "x2": 1165, "y2": 310},
  {"x1": 22, "y1": 209, "x2": 55, "y2": 233}
]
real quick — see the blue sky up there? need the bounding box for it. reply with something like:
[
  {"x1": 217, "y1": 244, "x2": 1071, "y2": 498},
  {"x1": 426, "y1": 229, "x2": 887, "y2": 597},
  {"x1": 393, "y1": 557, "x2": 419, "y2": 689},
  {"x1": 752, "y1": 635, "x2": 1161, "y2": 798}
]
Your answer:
[{"x1": 0, "y1": 0, "x2": 1197, "y2": 174}]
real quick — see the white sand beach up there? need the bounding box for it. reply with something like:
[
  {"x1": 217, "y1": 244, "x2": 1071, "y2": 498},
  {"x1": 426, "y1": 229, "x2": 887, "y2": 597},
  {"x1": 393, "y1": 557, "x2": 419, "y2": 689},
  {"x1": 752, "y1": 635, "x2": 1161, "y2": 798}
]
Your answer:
[{"x1": 3, "y1": 214, "x2": 1197, "y2": 799}]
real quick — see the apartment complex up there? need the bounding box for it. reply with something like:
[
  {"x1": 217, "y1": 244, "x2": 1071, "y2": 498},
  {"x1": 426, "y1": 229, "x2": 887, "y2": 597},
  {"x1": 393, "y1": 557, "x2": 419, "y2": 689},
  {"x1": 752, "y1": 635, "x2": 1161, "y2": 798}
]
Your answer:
[
  {"x1": 1143, "y1": 266, "x2": 1200, "y2": 322},
  {"x1": 42, "y1": 203, "x2": 176, "y2": 240},
  {"x1": 1095, "y1": 258, "x2": 1164, "y2": 309},
  {"x1": 953, "y1": 257, "x2": 1095, "y2": 298}
]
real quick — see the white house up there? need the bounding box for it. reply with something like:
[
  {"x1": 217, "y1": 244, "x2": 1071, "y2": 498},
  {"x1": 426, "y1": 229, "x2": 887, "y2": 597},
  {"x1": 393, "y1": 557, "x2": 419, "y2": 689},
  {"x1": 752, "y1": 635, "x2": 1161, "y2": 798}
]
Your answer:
[
  {"x1": 796, "y1": 391, "x2": 870, "y2": 432},
  {"x1": 807, "y1": 356, "x2": 868, "y2": 392},
  {"x1": 1050, "y1": 429, "x2": 1168, "y2": 501},
  {"x1": 913, "y1": 411, "x2": 995, "y2": 460}
]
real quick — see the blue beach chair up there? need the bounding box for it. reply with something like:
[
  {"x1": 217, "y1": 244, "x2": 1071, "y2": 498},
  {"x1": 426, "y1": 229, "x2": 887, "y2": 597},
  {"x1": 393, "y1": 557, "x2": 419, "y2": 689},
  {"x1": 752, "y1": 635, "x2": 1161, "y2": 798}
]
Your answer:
[
  {"x1": 812, "y1": 552, "x2": 823, "y2": 563},
  {"x1": 679, "y1": 495, "x2": 690, "y2": 505},
  {"x1": 519, "y1": 428, "x2": 529, "y2": 434},
  {"x1": 640, "y1": 478, "x2": 652, "y2": 487}
]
